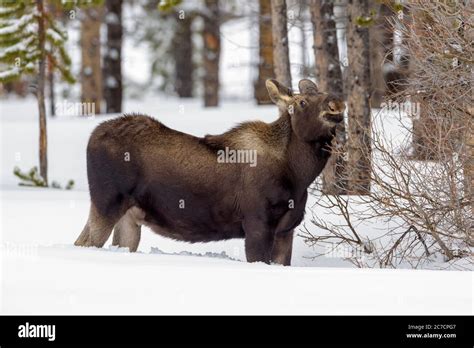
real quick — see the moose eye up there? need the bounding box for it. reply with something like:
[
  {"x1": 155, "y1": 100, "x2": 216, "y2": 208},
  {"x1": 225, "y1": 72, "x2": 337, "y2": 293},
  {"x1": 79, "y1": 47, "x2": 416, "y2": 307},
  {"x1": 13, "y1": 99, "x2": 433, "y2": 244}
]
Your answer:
[{"x1": 299, "y1": 100, "x2": 307, "y2": 108}]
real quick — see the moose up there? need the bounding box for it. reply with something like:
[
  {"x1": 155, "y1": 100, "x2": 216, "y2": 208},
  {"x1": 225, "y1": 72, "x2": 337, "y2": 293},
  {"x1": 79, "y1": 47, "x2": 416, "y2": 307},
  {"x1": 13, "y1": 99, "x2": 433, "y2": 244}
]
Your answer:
[{"x1": 74, "y1": 79, "x2": 345, "y2": 265}]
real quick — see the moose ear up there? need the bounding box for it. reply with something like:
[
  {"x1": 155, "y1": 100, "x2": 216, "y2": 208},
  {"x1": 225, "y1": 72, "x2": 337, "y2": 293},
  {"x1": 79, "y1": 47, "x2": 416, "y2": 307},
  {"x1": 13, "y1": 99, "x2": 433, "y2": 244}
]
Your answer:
[
  {"x1": 298, "y1": 79, "x2": 319, "y2": 95},
  {"x1": 265, "y1": 79, "x2": 293, "y2": 109}
]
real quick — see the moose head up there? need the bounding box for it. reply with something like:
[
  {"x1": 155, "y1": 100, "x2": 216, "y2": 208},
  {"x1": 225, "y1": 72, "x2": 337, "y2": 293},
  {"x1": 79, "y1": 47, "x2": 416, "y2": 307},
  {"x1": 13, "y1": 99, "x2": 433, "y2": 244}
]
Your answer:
[{"x1": 266, "y1": 79, "x2": 345, "y2": 142}]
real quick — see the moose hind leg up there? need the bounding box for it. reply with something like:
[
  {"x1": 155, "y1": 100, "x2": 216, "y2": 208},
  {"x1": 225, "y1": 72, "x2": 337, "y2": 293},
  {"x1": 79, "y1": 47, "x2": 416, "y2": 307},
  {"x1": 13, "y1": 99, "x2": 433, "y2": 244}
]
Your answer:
[
  {"x1": 112, "y1": 206, "x2": 144, "y2": 252},
  {"x1": 75, "y1": 203, "x2": 119, "y2": 248},
  {"x1": 74, "y1": 221, "x2": 91, "y2": 247}
]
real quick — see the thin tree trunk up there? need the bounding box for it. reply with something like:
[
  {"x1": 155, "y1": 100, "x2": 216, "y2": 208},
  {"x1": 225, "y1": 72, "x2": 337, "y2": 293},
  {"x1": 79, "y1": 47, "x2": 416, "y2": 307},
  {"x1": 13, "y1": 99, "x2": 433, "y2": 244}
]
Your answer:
[
  {"x1": 104, "y1": 0, "x2": 123, "y2": 113},
  {"x1": 47, "y1": 0, "x2": 56, "y2": 117},
  {"x1": 203, "y1": 0, "x2": 220, "y2": 107},
  {"x1": 173, "y1": 14, "x2": 193, "y2": 98},
  {"x1": 255, "y1": 0, "x2": 274, "y2": 104},
  {"x1": 270, "y1": 0, "x2": 291, "y2": 87},
  {"x1": 346, "y1": 0, "x2": 372, "y2": 195},
  {"x1": 37, "y1": 0, "x2": 48, "y2": 185},
  {"x1": 48, "y1": 55, "x2": 55, "y2": 117},
  {"x1": 81, "y1": 5, "x2": 103, "y2": 114},
  {"x1": 310, "y1": 0, "x2": 347, "y2": 194}
]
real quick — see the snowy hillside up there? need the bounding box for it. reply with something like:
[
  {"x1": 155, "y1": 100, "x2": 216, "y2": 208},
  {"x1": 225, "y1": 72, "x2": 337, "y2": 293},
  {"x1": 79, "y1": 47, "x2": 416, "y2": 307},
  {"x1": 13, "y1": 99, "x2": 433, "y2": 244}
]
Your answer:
[{"x1": 1, "y1": 96, "x2": 472, "y2": 314}]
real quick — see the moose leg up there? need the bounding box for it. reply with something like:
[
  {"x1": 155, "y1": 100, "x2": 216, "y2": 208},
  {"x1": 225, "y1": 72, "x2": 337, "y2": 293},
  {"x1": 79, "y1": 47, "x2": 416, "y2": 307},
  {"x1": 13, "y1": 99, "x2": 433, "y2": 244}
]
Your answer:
[
  {"x1": 75, "y1": 221, "x2": 91, "y2": 246},
  {"x1": 243, "y1": 218, "x2": 274, "y2": 263},
  {"x1": 74, "y1": 203, "x2": 118, "y2": 248},
  {"x1": 112, "y1": 207, "x2": 144, "y2": 252},
  {"x1": 271, "y1": 230, "x2": 294, "y2": 266}
]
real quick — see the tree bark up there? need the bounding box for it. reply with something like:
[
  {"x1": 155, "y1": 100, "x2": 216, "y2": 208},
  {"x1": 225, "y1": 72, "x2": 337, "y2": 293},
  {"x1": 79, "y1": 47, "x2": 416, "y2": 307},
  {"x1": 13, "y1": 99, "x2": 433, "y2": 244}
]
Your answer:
[
  {"x1": 48, "y1": 55, "x2": 55, "y2": 117},
  {"x1": 369, "y1": 1, "x2": 394, "y2": 107},
  {"x1": 254, "y1": 0, "x2": 274, "y2": 105},
  {"x1": 299, "y1": 7, "x2": 309, "y2": 77},
  {"x1": 47, "y1": 0, "x2": 56, "y2": 117},
  {"x1": 81, "y1": 5, "x2": 103, "y2": 114},
  {"x1": 173, "y1": 14, "x2": 193, "y2": 98},
  {"x1": 270, "y1": 0, "x2": 291, "y2": 87},
  {"x1": 346, "y1": 0, "x2": 372, "y2": 195},
  {"x1": 37, "y1": 0, "x2": 48, "y2": 185},
  {"x1": 203, "y1": 0, "x2": 220, "y2": 107},
  {"x1": 310, "y1": 0, "x2": 347, "y2": 194},
  {"x1": 310, "y1": 0, "x2": 343, "y2": 97},
  {"x1": 103, "y1": 0, "x2": 123, "y2": 113}
]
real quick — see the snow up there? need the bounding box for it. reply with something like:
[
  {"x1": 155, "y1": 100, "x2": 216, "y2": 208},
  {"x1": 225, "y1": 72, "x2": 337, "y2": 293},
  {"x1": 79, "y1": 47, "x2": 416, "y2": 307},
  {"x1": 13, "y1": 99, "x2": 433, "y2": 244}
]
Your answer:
[
  {"x1": 0, "y1": 36, "x2": 35, "y2": 60},
  {"x1": 0, "y1": 9, "x2": 472, "y2": 314},
  {"x1": 46, "y1": 28, "x2": 65, "y2": 44},
  {"x1": 0, "y1": 66, "x2": 20, "y2": 80},
  {"x1": 0, "y1": 13, "x2": 34, "y2": 36},
  {"x1": 1, "y1": 96, "x2": 473, "y2": 314}
]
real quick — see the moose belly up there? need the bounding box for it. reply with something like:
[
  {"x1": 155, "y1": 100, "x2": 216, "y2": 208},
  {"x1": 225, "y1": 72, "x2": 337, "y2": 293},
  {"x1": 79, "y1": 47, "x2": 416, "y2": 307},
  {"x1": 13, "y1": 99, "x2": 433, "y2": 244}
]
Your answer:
[
  {"x1": 135, "y1": 187, "x2": 244, "y2": 243},
  {"x1": 142, "y1": 211, "x2": 244, "y2": 243},
  {"x1": 143, "y1": 218, "x2": 244, "y2": 243}
]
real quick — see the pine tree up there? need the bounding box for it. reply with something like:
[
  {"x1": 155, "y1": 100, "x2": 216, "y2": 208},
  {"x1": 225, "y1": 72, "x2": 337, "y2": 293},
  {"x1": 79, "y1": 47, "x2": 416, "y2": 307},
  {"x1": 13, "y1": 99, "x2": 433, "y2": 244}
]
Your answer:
[
  {"x1": 0, "y1": 0, "x2": 75, "y2": 186},
  {"x1": 0, "y1": 1, "x2": 75, "y2": 83}
]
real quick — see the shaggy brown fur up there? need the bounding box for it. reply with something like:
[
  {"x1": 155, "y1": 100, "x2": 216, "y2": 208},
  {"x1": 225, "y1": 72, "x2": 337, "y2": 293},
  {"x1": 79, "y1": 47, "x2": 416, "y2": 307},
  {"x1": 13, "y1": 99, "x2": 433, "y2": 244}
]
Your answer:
[{"x1": 74, "y1": 79, "x2": 345, "y2": 265}]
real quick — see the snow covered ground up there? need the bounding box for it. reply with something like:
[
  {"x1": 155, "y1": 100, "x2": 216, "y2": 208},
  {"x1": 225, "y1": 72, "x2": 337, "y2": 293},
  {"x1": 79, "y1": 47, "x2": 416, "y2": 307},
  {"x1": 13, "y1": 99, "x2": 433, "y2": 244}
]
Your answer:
[{"x1": 0, "y1": 96, "x2": 472, "y2": 315}]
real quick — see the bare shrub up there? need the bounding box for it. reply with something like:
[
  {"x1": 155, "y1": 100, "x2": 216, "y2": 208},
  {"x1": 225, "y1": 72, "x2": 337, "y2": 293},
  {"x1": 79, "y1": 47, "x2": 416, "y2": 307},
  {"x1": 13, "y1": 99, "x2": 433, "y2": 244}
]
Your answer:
[{"x1": 302, "y1": 0, "x2": 473, "y2": 269}]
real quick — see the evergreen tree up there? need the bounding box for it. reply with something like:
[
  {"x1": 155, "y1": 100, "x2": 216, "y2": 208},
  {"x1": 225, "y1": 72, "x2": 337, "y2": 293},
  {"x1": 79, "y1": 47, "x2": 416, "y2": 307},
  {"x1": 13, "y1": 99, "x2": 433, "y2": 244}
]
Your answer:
[
  {"x1": 0, "y1": 0, "x2": 75, "y2": 185},
  {"x1": 0, "y1": 1, "x2": 74, "y2": 83}
]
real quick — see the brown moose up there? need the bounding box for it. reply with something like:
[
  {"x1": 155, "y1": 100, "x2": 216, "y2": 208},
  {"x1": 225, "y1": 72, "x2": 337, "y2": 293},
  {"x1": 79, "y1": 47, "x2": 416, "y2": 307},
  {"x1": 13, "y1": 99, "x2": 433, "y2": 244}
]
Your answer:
[{"x1": 74, "y1": 79, "x2": 345, "y2": 265}]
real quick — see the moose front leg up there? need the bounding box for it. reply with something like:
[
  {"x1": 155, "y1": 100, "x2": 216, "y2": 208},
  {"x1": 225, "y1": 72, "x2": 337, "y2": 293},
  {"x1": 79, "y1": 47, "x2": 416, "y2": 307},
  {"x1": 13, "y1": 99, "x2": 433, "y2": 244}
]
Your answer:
[
  {"x1": 271, "y1": 230, "x2": 294, "y2": 266},
  {"x1": 243, "y1": 218, "x2": 274, "y2": 264}
]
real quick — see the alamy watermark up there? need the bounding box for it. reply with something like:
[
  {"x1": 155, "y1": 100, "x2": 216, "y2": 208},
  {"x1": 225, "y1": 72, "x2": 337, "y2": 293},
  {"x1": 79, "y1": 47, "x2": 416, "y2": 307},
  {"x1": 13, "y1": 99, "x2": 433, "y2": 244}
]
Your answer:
[
  {"x1": 324, "y1": 243, "x2": 366, "y2": 261},
  {"x1": 380, "y1": 99, "x2": 421, "y2": 119},
  {"x1": 18, "y1": 322, "x2": 55, "y2": 341},
  {"x1": 217, "y1": 147, "x2": 257, "y2": 167},
  {"x1": 55, "y1": 100, "x2": 96, "y2": 117},
  {"x1": 0, "y1": 242, "x2": 38, "y2": 258}
]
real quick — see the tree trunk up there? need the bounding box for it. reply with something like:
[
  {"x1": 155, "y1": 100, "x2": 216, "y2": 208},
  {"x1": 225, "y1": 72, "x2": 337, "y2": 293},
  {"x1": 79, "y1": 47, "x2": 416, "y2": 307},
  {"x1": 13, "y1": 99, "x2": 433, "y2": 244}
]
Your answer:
[
  {"x1": 173, "y1": 14, "x2": 193, "y2": 98},
  {"x1": 103, "y1": 0, "x2": 123, "y2": 113},
  {"x1": 254, "y1": 0, "x2": 274, "y2": 105},
  {"x1": 408, "y1": 6, "x2": 439, "y2": 161},
  {"x1": 310, "y1": 0, "x2": 347, "y2": 194},
  {"x1": 81, "y1": 5, "x2": 103, "y2": 115},
  {"x1": 369, "y1": 1, "x2": 394, "y2": 107},
  {"x1": 48, "y1": 55, "x2": 55, "y2": 117},
  {"x1": 346, "y1": 0, "x2": 372, "y2": 195},
  {"x1": 37, "y1": 0, "x2": 48, "y2": 185},
  {"x1": 379, "y1": 3, "x2": 394, "y2": 63},
  {"x1": 47, "y1": 0, "x2": 56, "y2": 117},
  {"x1": 310, "y1": 0, "x2": 343, "y2": 96},
  {"x1": 270, "y1": 0, "x2": 291, "y2": 87},
  {"x1": 298, "y1": 1, "x2": 310, "y2": 77},
  {"x1": 299, "y1": 9, "x2": 308, "y2": 77},
  {"x1": 203, "y1": 0, "x2": 220, "y2": 107}
]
